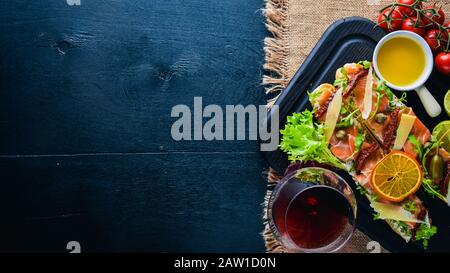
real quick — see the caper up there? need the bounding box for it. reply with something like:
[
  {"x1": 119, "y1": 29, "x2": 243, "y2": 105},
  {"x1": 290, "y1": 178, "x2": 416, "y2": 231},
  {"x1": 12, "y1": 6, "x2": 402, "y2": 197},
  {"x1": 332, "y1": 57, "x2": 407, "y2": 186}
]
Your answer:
[
  {"x1": 375, "y1": 113, "x2": 387, "y2": 124},
  {"x1": 430, "y1": 154, "x2": 444, "y2": 182},
  {"x1": 335, "y1": 129, "x2": 347, "y2": 140}
]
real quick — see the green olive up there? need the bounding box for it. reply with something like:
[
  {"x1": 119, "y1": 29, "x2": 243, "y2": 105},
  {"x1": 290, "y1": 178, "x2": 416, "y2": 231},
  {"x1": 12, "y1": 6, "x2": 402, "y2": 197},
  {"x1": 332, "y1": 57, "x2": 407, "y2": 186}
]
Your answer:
[{"x1": 430, "y1": 154, "x2": 444, "y2": 182}]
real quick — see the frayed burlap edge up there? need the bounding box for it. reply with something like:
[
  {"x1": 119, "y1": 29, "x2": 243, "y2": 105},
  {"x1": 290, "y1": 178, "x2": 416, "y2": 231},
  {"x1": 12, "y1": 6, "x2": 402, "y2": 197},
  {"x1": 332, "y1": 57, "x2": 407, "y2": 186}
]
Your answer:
[
  {"x1": 261, "y1": 0, "x2": 290, "y2": 253},
  {"x1": 262, "y1": 168, "x2": 285, "y2": 253},
  {"x1": 262, "y1": 0, "x2": 290, "y2": 108}
]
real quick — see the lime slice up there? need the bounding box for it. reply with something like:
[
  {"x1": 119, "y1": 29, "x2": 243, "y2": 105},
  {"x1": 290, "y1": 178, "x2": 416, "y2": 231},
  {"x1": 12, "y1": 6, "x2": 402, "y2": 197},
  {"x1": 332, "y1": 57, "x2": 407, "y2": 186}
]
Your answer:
[
  {"x1": 433, "y1": 120, "x2": 450, "y2": 152},
  {"x1": 445, "y1": 89, "x2": 450, "y2": 118}
]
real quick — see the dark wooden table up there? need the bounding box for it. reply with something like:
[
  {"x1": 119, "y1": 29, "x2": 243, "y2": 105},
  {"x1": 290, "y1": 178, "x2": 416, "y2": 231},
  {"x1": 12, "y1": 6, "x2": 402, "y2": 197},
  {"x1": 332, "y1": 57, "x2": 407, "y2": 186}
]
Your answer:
[{"x1": 0, "y1": 0, "x2": 268, "y2": 252}]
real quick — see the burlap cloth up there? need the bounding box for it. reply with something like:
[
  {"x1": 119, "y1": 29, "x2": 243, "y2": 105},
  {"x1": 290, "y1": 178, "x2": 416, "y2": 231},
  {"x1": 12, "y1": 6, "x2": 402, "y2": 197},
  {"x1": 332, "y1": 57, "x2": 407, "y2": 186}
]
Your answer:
[{"x1": 261, "y1": 0, "x2": 396, "y2": 253}]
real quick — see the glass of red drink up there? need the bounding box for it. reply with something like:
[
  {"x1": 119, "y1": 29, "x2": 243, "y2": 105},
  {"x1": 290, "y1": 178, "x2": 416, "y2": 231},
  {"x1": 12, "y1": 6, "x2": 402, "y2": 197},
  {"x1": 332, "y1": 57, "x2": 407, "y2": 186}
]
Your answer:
[{"x1": 267, "y1": 167, "x2": 357, "y2": 253}]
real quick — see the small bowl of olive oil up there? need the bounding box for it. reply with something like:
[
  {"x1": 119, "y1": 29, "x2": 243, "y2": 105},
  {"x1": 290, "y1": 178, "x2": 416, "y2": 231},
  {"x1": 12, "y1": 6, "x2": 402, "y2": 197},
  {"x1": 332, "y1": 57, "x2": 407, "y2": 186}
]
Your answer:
[{"x1": 373, "y1": 31, "x2": 441, "y2": 117}]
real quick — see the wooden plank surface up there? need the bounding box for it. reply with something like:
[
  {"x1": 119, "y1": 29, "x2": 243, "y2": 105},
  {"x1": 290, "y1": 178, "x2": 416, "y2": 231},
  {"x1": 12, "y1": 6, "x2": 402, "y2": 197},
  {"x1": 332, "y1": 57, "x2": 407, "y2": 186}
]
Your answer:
[{"x1": 0, "y1": 0, "x2": 268, "y2": 252}]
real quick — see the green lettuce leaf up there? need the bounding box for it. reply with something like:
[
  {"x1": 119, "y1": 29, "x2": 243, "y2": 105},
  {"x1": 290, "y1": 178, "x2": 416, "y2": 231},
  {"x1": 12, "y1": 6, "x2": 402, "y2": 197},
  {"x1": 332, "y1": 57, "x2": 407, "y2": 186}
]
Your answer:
[{"x1": 279, "y1": 110, "x2": 346, "y2": 170}]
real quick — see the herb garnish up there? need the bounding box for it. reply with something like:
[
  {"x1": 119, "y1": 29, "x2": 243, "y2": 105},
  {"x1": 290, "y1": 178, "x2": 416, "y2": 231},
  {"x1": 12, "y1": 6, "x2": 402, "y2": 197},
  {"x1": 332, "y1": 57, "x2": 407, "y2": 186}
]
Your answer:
[
  {"x1": 415, "y1": 224, "x2": 437, "y2": 250},
  {"x1": 358, "y1": 60, "x2": 372, "y2": 69},
  {"x1": 356, "y1": 183, "x2": 368, "y2": 196},
  {"x1": 336, "y1": 109, "x2": 358, "y2": 128},
  {"x1": 307, "y1": 89, "x2": 321, "y2": 106},
  {"x1": 369, "y1": 194, "x2": 378, "y2": 203},
  {"x1": 408, "y1": 134, "x2": 424, "y2": 161},
  {"x1": 354, "y1": 130, "x2": 365, "y2": 154},
  {"x1": 334, "y1": 67, "x2": 348, "y2": 90},
  {"x1": 394, "y1": 220, "x2": 412, "y2": 237},
  {"x1": 373, "y1": 212, "x2": 381, "y2": 221},
  {"x1": 402, "y1": 200, "x2": 417, "y2": 213},
  {"x1": 398, "y1": 92, "x2": 408, "y2": 104},
  {"x1": 422, "y1": 177, "x2": 446, "y2": 201},
  {"x1": 370, "y1": 87, "x2": 384, "y2": 119},
  {"x1": 376, "y1": 80, "x2": 407, "y2": 110}
]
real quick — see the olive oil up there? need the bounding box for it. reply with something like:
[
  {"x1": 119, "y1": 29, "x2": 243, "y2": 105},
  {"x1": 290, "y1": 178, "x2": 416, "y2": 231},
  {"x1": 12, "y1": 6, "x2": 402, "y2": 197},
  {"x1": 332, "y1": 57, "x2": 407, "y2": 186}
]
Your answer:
[{"x1": 377, "y1": 36, "x2": 426, "y2": 87}]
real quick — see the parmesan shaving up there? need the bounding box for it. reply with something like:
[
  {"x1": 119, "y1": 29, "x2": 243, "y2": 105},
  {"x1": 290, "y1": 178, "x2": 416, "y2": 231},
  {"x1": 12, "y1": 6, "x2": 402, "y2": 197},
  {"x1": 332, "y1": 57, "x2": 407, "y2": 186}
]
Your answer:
[
  {"x1": 371, "y1": 202, "x2": 424, "y2": 223},
  {"x1": 393, "y1": 114, "x2": 416, "y2": 150},
  {"x1": 324, "y1": 88, "x2": 342, "y2": 143},
  {"x1": 362, "y1": 66, "x2": 373, "y2": 120}
]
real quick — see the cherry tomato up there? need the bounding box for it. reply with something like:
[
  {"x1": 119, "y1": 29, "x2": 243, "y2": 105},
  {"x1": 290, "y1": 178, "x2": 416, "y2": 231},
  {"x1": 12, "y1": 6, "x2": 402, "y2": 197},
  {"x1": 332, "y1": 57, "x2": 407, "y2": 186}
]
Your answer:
[
  {"x1": 377, "y1": 8, "x2": 403, "y2": 32},
  {"x1": 401, "y1": 17, "x2": 426, "y2": 36},
  {"x1": 422, "y1": 5, "x2": 446, "y2": 27},
  {"x1": 424, "y1": 29, "x2": 448, "y2": 53},
  {"x1": 397, "y1": 0, "x2": 420, "y2": 16},
  {"x1": 444, "y1": 22, "x2": 450, "y2": 34},
  {"x1": 435, "y1": 52, "x2": 450, "y2": 76}
]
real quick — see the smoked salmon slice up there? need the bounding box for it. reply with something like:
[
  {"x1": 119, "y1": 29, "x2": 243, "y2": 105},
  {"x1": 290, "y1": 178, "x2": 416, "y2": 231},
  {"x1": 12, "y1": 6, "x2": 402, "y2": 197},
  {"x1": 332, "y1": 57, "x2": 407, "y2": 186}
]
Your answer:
[{"x1": 329, "y1": 125, "x2": 358, "y2": 162}]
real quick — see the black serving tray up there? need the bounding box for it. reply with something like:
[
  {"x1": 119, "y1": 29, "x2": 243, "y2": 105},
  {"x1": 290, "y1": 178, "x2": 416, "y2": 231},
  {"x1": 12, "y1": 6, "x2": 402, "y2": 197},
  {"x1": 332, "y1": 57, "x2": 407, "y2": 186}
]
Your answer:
[{"x1": 262, "y1": 17, "x2": 450, "y2": 253}]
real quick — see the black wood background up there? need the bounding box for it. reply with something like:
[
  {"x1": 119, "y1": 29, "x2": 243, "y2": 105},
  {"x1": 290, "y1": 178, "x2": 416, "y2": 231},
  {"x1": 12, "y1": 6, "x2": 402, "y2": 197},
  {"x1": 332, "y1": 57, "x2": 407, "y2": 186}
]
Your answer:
[{"x1": 0, "y1": 0, "x2": 268, "y2": 252}]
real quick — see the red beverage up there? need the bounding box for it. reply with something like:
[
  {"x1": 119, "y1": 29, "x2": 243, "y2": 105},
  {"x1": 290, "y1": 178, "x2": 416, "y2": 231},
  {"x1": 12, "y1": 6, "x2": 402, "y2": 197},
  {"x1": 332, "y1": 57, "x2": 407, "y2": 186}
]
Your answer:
[
  {"x1": 284, "y1": 186, "x2": 353, "y2": 249},
  {"x1": 268, "y1": 168, "x2": 356, "y2": 252}
]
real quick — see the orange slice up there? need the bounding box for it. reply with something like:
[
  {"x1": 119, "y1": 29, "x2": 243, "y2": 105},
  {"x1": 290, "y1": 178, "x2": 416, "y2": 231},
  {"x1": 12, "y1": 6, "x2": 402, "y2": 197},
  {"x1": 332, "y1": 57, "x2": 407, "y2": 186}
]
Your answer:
[{"x1": 371, "y1": 151, "x2": 423, "y2": 202}]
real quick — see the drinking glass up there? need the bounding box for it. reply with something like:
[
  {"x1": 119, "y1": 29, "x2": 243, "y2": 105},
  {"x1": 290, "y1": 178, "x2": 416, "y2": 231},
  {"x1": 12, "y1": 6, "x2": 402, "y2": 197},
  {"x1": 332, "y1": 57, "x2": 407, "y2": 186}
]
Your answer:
[{"x1": 267, "y1": 167, "x2": 357, "y2": 253}]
